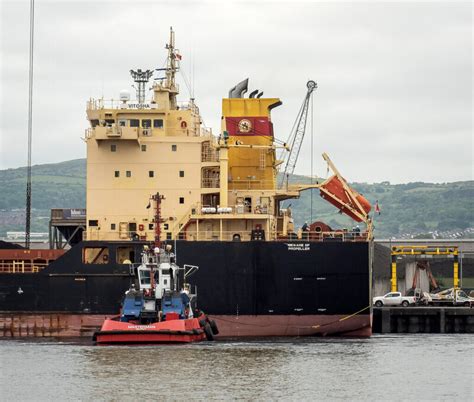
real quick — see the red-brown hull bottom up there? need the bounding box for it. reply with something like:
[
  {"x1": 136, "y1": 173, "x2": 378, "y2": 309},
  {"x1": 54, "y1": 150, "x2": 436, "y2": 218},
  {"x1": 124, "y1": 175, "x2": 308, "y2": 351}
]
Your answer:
[
  {"x1": 209, "y1": 314, "x2": 372, "y2": 337},
  {"x1": 0, "y1": 313, "x2": 372, "y2": 338}
]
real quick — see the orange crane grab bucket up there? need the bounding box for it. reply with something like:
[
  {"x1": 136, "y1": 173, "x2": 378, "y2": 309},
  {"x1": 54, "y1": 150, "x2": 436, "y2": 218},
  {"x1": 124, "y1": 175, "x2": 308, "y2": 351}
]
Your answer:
[{"x1": 319, "y1": 175, "x2": 371, "y2": 222}]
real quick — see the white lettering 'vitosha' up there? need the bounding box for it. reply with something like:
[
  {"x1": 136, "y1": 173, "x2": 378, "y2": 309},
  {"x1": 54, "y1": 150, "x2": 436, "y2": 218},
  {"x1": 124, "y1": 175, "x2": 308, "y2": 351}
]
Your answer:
[{"x1": 127, "y1": 103, "x2": 150, "y2": 109}]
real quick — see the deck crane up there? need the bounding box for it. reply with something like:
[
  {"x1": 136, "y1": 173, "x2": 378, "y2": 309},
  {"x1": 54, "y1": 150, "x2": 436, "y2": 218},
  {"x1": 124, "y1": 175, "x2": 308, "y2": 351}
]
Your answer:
[{"x1": 279, "y1": 80, "x2": 317, "y2": 188}]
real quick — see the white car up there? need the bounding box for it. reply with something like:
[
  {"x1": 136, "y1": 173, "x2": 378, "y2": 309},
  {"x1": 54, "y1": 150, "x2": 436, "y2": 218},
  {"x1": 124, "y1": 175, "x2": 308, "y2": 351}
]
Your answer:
[{"x1": 373, "y1": 292, "x2": 416, "y2": 307}]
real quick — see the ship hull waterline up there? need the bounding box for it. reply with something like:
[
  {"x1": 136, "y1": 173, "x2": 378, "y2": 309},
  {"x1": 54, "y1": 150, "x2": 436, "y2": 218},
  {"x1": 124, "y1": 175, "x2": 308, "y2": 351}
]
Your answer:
[{"x1": 0, "y1": 312, "x2": 372, "y2": 338}]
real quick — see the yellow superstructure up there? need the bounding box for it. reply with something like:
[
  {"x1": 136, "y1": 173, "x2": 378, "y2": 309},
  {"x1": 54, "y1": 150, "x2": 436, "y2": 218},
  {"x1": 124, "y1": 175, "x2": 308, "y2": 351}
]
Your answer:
[{"x1": 84, "y1": 29, "x2": 368, "y2": 243}]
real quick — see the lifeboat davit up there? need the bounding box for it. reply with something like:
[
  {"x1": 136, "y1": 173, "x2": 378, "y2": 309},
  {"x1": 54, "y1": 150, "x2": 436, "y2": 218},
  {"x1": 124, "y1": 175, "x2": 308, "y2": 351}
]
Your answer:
[{"x1": 319, "y1": 175, "x2": 371, "y2": 222}]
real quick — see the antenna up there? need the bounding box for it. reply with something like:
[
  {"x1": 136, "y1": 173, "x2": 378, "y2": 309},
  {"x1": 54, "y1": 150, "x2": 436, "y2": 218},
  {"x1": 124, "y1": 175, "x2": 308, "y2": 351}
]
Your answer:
[
  {"x1": 129, "y1": 69, "x2": 153, "y2": 103},
  {"x1": 25, "y1": 0, "x2": 35, "y2": 249}
]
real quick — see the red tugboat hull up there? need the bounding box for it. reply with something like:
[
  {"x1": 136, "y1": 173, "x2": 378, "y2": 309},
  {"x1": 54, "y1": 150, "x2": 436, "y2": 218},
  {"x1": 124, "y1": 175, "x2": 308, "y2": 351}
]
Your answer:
[{"x1": 93, "y1": 317, "x2": 207, "y2": 344}]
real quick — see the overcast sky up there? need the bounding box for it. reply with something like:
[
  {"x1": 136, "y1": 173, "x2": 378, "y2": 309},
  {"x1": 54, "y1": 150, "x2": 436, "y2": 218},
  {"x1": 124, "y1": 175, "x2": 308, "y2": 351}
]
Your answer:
[{"x1": 0, "y1": 0, "x2": 472, "y2": 183}]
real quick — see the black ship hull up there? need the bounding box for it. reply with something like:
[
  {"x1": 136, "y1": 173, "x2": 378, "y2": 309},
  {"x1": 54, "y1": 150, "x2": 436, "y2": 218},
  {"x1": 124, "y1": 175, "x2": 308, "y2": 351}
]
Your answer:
[{"x1": 0, "y1": 240, "x2": 372, "y2": 337}]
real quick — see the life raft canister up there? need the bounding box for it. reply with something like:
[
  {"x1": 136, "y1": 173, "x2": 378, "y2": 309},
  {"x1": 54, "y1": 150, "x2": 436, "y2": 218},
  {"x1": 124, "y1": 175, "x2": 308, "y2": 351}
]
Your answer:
[{"x1": 181, "y1": 121, "x2": 187, "y2": 129}]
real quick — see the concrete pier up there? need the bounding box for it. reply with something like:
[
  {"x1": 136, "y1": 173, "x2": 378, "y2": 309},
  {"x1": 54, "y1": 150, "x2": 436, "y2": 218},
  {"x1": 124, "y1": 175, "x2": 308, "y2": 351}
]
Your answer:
[{"x1": 373, "y1": 307, "x2": 474, "y2": 333}]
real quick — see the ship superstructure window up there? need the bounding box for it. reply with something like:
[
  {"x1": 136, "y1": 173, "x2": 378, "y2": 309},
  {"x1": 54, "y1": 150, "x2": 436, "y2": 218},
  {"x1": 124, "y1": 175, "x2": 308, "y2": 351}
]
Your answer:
[
  {"x1": 166, "y1": 232, "x2": 172, "y2": 240},
  {"x1": 90, "y1": 119, "x2": 99, "y2": 127},
  {"x1": 83, "y1": 247, "x2": 109, "y2": 264},
  {"x1": 130, "y1": 119, "x2": 139, "y2": 127},
  {"x1": 110, "y1": 144, "x2": 117, "y2": 152},
  {"x1": 111, "y1": 223, "x2": 116, "y2": 230},
  {"x1": 114, "y1": 171, "x2": 120, "y2": 177},
  {"x1": 117, "y1": 246, "x2": 134, "y2": 264},
  {"x1": 148, "y1": 224, "x2": 154, "y2": 230},
  {"x1": 179, "y1": 197, "x2": 184, "y2": 204},
  {"x1": 129, "y1": 222, "x2": 137, "y2": 232},
  {"x1": 141, "y1": 144, "x2": 147, "y2": 152},
  {"x1": 149, "y1": 171, "x2": 154, "y2": 178},
  {"x1": 142, "y1": 119, "x2": 151, "y2": 128},
  {"x1": 154, "y1": 119, "x2": 164, "y2": 128},
  {"x1": 126, "y1": 171, "x2": 131, "y2": 177},
  {"x1": 88, "y1": 220, "x2": 99, "y2": 227},
  {"x1": 118, "y1": 120, "x2": 127, "y2": 127},
  {"x1": 179, "y1": 170, "x2": 184, "y2": 177},
  {"x1": 172, "y1": 144, "x2": 177, "y2": 152},
  {"x1": 164, "y1": 223, "x2": 169, "y2": 230}
]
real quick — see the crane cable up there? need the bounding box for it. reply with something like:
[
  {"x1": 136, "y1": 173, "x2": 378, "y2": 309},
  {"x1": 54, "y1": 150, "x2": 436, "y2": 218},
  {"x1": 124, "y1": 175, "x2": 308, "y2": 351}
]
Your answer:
[
  {"x1": 310, "y1": 86, "x2": 314, "y2": 222},
  {"x1": 25, "y1": 0, "x2": 35, "y2": 249}
]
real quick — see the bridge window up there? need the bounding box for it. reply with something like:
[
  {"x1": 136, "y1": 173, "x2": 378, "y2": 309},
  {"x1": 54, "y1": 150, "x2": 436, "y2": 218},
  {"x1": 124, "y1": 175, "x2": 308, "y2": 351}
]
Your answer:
[
  {"x1": 154, "y1": 119, "x2": 163, "y2": 128},
  {"x1": 130, "y1": 119, "x2": 139, "y2": 127},
  {"x1": 118, "y1": 120, "x2": 127, "y2": 127},
  {"x1": 83, "y1": 247, "x2": 109, "y2": 264},
  {"x1": 142, "y1": 119, "x2": 151, "y2": 128}
]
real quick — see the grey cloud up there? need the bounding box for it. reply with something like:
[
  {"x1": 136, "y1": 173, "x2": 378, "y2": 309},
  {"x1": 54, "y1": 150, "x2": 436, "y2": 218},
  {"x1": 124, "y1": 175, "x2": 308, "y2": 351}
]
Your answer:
[{"x1": 0, "y1": 0, "x2": 472, "y2": 183}]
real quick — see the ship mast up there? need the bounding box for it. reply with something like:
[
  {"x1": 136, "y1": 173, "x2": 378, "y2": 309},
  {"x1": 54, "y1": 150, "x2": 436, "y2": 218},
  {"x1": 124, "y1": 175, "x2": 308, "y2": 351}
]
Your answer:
[{"x1": 165, "y1": 27, "x2": 179, "y2": 109}]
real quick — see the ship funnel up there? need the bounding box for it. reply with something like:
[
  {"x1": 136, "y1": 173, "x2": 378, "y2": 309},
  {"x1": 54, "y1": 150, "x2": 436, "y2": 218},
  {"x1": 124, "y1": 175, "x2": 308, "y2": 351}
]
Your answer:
[
  {"x1": 229, "y1": 78, "x2": 249, "y2": 98},
  {"x1": 257, "y1": 91, "x2": 264, "y2": 98},
  {"x1": 248, "y1": 89, "x2": 259, "y2": 98}
]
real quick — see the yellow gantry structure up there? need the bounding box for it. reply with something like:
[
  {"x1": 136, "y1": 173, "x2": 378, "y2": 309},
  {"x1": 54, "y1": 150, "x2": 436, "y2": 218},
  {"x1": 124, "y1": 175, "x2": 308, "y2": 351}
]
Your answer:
[{"x1": 390, "y1": 245, "x2": 459, "y2": 292}]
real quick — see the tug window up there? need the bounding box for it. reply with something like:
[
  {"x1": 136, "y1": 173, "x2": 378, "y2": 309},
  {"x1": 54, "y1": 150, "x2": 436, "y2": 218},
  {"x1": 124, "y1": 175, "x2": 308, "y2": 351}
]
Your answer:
[
  {"x1": 149, "y1": 171, "x2": 154, "y2": 178},
  {"x1": 172, "y1": 144, "x2": 177, "y2": 152},
  {"x1": 179, "y1": 170, "x2": 184, "y2": 177},
  {"x1": 141, "y1": 144, "x2": 147, "y2": 152},
  {"x1": 83, "y1": 247, "x2": 109, "y2": 264},
  {"x1": 179, "y1": 197, "x2": 184, "y2": 204},
  {"x1": 154, "y1": 119, "x2": 164, "y2": 128},
  {"x1": 110, "y1": 144, "x2": 117, "y2": 152},
  {"x1": 142, "y1": 119, "x2": 151, "y2": 128},
  {"x1": 114, "y1": 171, "x2": 120, "y2": 177},
  {"x1": 130, "y1": 119, "x2": 139, "y2": 127},
  {"x1": 126, "y1": 171, "x2": 131, "y2": 177}
]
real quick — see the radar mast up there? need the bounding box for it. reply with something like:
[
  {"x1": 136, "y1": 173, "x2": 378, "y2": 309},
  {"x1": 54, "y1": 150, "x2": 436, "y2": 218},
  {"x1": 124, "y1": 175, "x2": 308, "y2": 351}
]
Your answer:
[{"x1": 165, "y1": 27, "x2": 180, "y2": 108}]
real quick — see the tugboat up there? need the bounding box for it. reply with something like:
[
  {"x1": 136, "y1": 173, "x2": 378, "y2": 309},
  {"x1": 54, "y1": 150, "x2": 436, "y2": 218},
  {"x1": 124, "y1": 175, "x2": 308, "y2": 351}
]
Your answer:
[{"x1": 93, "y1": 194, "x2": 218, "y2": 344}]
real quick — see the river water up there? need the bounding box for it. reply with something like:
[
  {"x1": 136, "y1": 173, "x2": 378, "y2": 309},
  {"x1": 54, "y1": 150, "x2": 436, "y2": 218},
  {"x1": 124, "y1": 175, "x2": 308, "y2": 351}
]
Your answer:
[{"x1": 1, "y1": 335, "x2": 472, "y2": 400}]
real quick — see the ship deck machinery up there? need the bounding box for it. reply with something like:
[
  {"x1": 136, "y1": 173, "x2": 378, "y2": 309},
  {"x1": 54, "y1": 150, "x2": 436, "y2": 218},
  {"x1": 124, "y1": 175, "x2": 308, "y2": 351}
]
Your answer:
[{"x1": 0, "y1": 29, "x2": 374, "y2": 338}]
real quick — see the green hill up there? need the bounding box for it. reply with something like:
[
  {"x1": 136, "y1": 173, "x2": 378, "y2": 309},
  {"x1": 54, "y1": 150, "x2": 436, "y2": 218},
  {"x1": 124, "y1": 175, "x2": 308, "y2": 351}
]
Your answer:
[{"x1": 0, "y1": 159, "x2": 472, "y2": 239}]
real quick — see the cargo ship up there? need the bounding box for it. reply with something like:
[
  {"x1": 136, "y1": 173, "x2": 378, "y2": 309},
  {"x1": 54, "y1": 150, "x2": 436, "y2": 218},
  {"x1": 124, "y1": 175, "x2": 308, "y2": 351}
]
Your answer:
[{"x1": 0, "y1": 29, "x2": 374, "y2": 337}]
